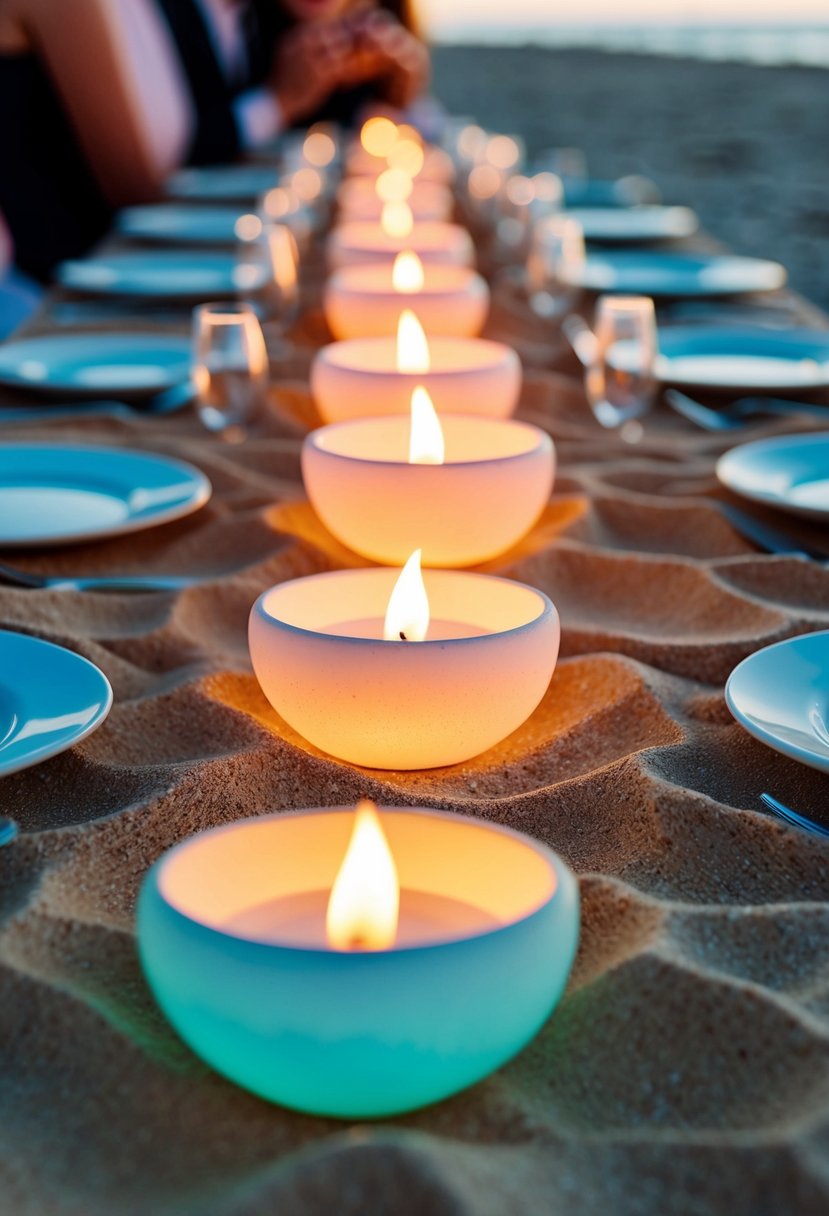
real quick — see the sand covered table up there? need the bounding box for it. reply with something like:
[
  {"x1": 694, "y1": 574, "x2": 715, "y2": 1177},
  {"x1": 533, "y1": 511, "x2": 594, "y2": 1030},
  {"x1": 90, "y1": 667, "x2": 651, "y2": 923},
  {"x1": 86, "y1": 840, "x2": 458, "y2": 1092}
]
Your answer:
[{"x1": 3, "y1": 128, "x2": 829, "y2": 1216}]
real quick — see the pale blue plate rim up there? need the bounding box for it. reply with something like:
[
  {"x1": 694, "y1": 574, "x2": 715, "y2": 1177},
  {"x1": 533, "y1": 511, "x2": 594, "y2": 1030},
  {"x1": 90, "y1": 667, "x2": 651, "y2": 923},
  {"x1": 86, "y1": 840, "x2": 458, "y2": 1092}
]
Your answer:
[
  {"x1": 0, "y1": 332, "x2": 191, "y2": 397},
  {"x1": 726, "y1": 629, "x2": 829, "y2": 774},
  {"x1": 0, "y1": 442, "x2": 212, "y2": 546},
  {"x1": 0, "y1": 630, "x2": 113, "y2": 777}
]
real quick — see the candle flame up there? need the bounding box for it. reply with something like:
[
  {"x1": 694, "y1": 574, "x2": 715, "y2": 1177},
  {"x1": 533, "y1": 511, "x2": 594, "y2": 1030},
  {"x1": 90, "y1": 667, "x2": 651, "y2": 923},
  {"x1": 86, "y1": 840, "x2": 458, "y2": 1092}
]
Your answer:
[
  {"x1": 381, "y1": 200, "x2": 414, "y2": 239},
  {"x1": 396, "y1": 309, "x2": 430, "y2": 373},
  {"x1": 384, "y1": 549, "x2": 429, "y2": 642},
  {"x1": 409, "y1": 387, "x2": 444, "y2": 465},
  {"x1": 234, "y1": 213, "x2": 263, "y2": 242},
  {"x1": 376, "y1": 167, "x2": 413, "y2": 204},
  {"x1": 326, "y1": 801, "x2": 399, "y2": 951},
  {"x1": 360, "y1": 116, "x2": 398, "y2": 159},
  {"x1": 392, "y1": 251, "x2": 425, "y2": 293}
]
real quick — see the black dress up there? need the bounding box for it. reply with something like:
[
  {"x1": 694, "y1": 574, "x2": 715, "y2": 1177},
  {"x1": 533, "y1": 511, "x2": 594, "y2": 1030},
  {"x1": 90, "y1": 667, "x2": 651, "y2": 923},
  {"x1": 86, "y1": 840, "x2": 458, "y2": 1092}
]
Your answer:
[{"x1": 0, "y1": 53, "x2": 112, "y2": 282}]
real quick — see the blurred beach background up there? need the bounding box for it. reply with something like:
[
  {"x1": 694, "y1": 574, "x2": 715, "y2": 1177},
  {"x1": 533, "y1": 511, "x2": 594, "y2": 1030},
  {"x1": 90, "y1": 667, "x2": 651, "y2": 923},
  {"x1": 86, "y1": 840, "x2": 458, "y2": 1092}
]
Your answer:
[{"x1": 422, "y1": 0, "x2": 829, "y2": 308}]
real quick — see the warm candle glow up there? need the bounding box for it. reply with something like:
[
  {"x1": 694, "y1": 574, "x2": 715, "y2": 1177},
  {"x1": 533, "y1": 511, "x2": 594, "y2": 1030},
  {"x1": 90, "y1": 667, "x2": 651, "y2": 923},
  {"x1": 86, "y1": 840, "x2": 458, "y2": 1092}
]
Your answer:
[
  {"x1": 361, "y1": 116, "x2": 398, "y2": 158},
  {"x1": 290, "y1": 168, "x2": 323, "y2": 202},
  {"x1": 468, "y1": 164, "x2": 502, "y2": 201},
  {"x1": 408, "y1": 387, "x2": 444, "y2": 465},
  {"x1": 381, "y1": 201, "x2": 414, "y2": 239},
  {"x1": 234, "y1": 213, "x2": 263, "y2": 241},
  {"x1": 486, "y1": 135, "x2": 521, "y2": 170},
  {"x1": 396, "y1": 309, "x2": 430, "y2": 373},
  {"x1": 376, "y1": 167, "x2": 414, "y2": 204},
  {"x1": 392, "y1": 251, "x2": 425, "y2": 293},
  {"x1": 387, "y1": 138, "x2": 425, "y2": 178},
  {"x1": 303, "y1": 130, "x2": 336, "y2": 167},
  {"x1": 325, "y1": 801, "x2": 400, "y2": 951},
  {"x1": 268, "y1": 224, "x2": 298, "y2": 292},
  {"x1": 383, "y1": 549, "x2": 429, "y2": 642},
  {"x1": 260, "y1": 186, "x2": 297, "y2": 219}
]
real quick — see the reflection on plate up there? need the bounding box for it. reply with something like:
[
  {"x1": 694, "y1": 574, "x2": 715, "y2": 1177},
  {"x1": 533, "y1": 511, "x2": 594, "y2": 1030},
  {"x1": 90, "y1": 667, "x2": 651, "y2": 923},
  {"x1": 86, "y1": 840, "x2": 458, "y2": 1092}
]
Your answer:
[
  {"x1": 0, "y1": 630, "x2": 112, "y2": 776},
  {"x1": 726, "y1": 630, "x2": 829, "y2": 774},
  {"x1": 0, "y1": 333, "x2": 191, "y2": 399},
  {"x1": 568, "y1": 206, "x2": 698, "y2": 244},
  {"x1": 0, "y1": 444, "x2": 211, "y2": 546},
  {"x1": 566, "y1": 251, "x2": 786, "y2": 298},
  {"x1": 56, "y1": 253, "x2": 267, "y2": 300},
  {"x1": 117, "y1": 205, "x2": 247, "y2": 244},
  {"x1": 615, "y1": 327, "x2": 829, "y2": 392},
  {"x1": 717, "y1": 433, "x2": 829, "y2": 521},
  {"x1": 165, "y1": 165, "x2": 279, "y2": 202}
]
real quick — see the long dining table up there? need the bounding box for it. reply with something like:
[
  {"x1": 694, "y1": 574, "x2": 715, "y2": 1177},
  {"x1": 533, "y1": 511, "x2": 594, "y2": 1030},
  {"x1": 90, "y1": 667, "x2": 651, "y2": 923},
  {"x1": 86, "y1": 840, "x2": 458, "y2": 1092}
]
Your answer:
[{"x1": 1, "y1": 203, "x2": 829, "y2": 1215}]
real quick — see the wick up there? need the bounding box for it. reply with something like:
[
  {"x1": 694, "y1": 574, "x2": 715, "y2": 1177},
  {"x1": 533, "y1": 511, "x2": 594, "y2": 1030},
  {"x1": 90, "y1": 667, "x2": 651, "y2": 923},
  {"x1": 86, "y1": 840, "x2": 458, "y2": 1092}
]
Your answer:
[{"x1": 399, "y1": 630, "x2": 408, "y2": 641}]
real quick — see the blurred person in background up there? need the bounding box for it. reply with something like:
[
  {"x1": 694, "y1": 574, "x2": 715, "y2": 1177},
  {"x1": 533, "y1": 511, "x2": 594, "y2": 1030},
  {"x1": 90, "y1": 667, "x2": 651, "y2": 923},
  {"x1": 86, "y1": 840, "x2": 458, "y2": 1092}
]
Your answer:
[{"x1": 0, "y1": 0, "x2": 428, "y2": 281}]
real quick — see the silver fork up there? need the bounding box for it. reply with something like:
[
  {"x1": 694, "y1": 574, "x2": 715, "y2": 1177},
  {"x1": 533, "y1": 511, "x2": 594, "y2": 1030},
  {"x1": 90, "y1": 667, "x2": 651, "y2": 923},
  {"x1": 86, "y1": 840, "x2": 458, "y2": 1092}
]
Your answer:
[
  {"x1": 0, "y1": 562, "x2": 200, "y2": 593},
  {"x1": 760, "y1": 793, "x2": 829, "y2": 838},
  {"x1": 665, "y1": 388, "x2": 829, "y2": 431}
]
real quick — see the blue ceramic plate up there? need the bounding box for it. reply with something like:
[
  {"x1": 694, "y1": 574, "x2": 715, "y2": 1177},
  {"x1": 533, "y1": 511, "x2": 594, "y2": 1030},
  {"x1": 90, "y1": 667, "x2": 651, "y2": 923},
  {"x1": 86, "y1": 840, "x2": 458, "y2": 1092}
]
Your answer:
[
  {"x1": 716, "y1": 433, "x2": 829, "y2": 522},
  {"x1": 563, "y1": 177, "x2": 660, "y2": 208},
  {"x1": 726, "y1": 630, "x2": 829, "y2": 774},
  {"x1": 568, "y1": 205, "x2": 698, "y2": 244},
  {"x1": 0, "y1": 443, "x2": 211, "y2": 546},
  {"x1": 653, "y1": 327, "x2": 829, "y2": 391},
  {"x1": 117, "y1": 205, "x2": 247, "y2": 245},
  {"x1": 0, "y1": 630, "x2": 112, "y2": 776},
  {"x1": 165, "y1": 165, "x2": 279, "y2": 202},
  {"x1": 0, "y1": 333, "x2": 191, "y2": 399},
  {"x1": 56, "y1": 252, "x2": 267, "y2": 300},
  {"x1": 567, "y1": 251, "x2": 786, "y2": 298}
]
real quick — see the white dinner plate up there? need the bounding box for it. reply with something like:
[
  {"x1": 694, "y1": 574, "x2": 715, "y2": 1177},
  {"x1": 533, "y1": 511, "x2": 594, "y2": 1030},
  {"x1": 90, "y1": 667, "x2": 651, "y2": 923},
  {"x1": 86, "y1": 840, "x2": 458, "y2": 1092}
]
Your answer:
[
  {"x1": 726, "y1": 630, "x2": 829, "y2": 774},
  {"x1": 566, "y1": 251, "x2": 786, "y2": 298},
  {"x1": 0, "y1": 333, "x2": 191, "y2": 399},
  {"x1": 56, "y1": 253, "x2": 267, "y2": 300},
  {"x1": 0, "y1": 444, "x2": 211, "y2": 546},
  {"x1": 716, "y1": 433, "x2": 829, "y2": 521},
  {"x1": 626, "y1": 327, "x2": 829, "y2": 392},
  {"x1": 0, "y1": 630, "x2": 112, "y2": 776},
  {"x1": 568, "y1": 206, "x2": 698, "y2": 244},
  {"x1": 117, "y1": 205, "x2": 247, "y2": 244},
  {"x1": 165, "y1": 165, "x2": 279, "y2": 202}
]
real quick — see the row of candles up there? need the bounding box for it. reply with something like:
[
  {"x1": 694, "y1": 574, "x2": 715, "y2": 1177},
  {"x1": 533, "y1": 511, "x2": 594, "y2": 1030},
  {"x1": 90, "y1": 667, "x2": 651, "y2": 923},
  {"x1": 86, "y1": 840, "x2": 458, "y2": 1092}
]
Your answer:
[{"x1": 139, "y1": 115, "x2": 580, "y2": 1119}]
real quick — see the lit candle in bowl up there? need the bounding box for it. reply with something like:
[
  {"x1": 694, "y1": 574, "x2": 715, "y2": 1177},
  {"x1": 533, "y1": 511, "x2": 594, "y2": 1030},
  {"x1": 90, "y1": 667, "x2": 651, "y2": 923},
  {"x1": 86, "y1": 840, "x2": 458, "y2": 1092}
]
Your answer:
[
  {"x1": 328, "y1": 200, "x2": 474, "y2": 269},
  {"x1": 248, "y1": 550, "x2": 560, "y2": 769},
  {"x1": 138, "y1": 799, "x2": 579, "y2": 1118},
  {"x1": 302, "y1": 387, "x2": 554, "y2": 565},
  {"x1": 347, "y1": 116, "x2": 455, "y2": 184},
  {"x1": 324, "y1": 251, "x2": 490, "y2": 339},
  {"x1": 311, "y1": 309, "x2": 521, "y2": 421},
  {"x1": 337, "y1": 175, "x2": 453, "y2": 222}
]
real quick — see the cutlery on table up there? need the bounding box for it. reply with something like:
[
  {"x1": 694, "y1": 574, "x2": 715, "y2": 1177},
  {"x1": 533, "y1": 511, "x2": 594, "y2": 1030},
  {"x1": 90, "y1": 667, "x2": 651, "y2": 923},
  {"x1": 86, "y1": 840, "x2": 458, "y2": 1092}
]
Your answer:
[
  {"x1": 665, "y1": 388, "x2": 829, "y2": 431},
  {"x1": 760, "y1": 793, "x2": 829, "y2": 839},
  {"x1": 0, "y1": 380, "x2": 194, "y2": 425},
  {"x1": 0, "y1": 562, "x2": 201, "y2": 593},
  {"x1": 716, "y1": 502, "x2": 829, "y2": 561}
]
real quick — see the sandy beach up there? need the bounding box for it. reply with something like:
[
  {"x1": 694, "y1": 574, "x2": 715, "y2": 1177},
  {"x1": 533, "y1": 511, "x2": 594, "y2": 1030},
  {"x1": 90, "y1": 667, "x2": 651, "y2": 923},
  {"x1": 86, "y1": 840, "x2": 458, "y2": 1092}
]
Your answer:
[
  {"x1": 1, "y1": 45, "x2": 829, "y2": 1216},
  {"x1": 433, "y1": 46, "x2": 829, "y2": 310}
]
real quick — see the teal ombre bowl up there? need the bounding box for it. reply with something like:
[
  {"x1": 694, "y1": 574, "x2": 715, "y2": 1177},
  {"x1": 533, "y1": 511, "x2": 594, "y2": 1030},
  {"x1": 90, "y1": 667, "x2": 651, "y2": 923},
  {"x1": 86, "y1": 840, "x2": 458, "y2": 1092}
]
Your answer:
[{"x1": 137, "y1": 806, "x2": 579, "y2": 1119}]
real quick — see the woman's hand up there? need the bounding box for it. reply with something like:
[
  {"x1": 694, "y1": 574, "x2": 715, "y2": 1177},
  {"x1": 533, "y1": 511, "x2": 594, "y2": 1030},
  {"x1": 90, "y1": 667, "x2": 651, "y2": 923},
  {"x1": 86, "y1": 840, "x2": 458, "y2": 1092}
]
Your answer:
[
  {"x1": 339, "y1": 10, "x2": 430, "y2": 107},
  {"x1": 271, "y1": 21, "x2": 356, "y2": 125}
]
